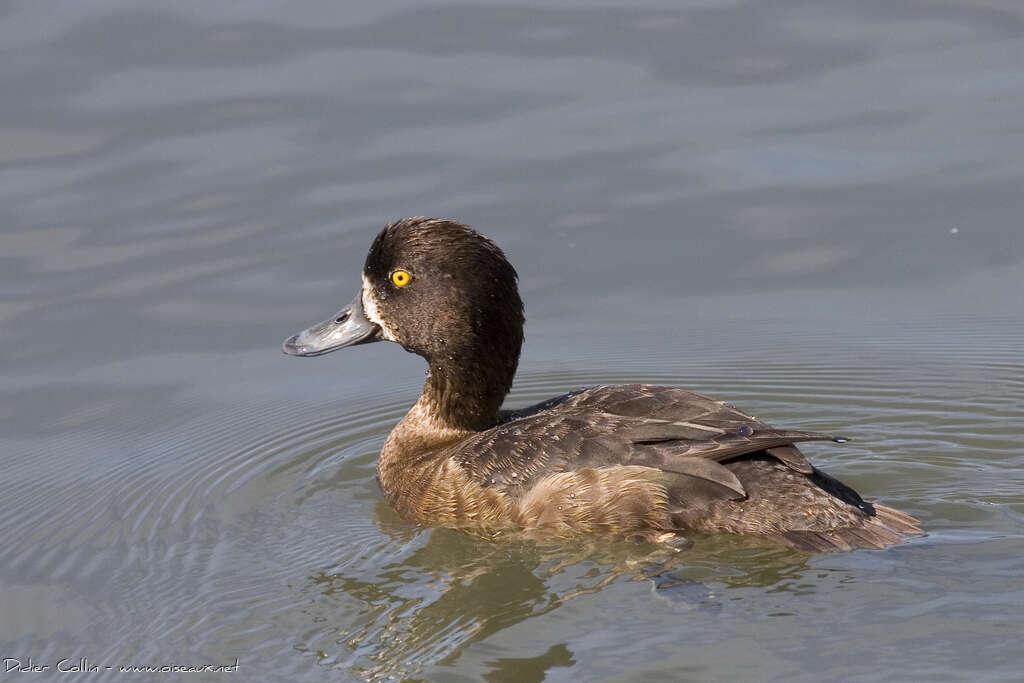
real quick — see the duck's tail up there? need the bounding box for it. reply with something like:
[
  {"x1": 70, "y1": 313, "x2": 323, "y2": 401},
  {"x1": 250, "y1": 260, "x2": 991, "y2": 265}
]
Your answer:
[{"x1": 772, "y1": 504, "x2": 923, "y2": 552}]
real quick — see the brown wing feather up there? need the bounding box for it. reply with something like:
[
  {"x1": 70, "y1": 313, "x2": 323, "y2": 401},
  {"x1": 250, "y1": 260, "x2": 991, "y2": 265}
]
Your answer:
[
  {"x1": 460, "y1": 384, "x2": 833, "y2": 496},
  {"x1": 451, "y1": 384, "x2": 921, "y2": 550}
]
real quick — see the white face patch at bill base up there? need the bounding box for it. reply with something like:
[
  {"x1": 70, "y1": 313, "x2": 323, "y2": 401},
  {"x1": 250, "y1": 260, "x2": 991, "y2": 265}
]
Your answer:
[{"x1": 361, "y1": 274, "x2": 399, "y2": 342}]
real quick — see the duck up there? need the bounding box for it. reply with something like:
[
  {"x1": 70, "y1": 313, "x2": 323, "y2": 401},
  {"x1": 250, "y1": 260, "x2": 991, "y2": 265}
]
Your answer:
[{"x1": 283, "y1": 217, "x2": 922, "y2": 552}]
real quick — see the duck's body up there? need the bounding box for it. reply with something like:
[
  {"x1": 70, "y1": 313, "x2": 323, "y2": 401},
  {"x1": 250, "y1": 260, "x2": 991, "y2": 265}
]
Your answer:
[{"x1": 284, "y1": 218, "x2": 922, "y2": 552}]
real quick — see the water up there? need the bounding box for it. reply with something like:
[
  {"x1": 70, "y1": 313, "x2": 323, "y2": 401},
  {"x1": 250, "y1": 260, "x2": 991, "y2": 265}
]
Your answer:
[{"x1": 2, "y1": 2, "x2": 1022, "y2": 680}]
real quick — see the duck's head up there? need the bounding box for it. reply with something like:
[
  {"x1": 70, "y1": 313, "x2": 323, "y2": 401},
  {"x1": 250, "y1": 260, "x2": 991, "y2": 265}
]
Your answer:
[{"x1": 283, "y1": 218, "x2": 524, "y2": 424}]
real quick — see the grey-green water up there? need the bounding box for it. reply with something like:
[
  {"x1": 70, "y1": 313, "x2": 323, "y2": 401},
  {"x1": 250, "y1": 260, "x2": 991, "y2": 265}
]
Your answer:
[{"x1": 2, "y1": 2, "x2": 1023, "y2": 681}]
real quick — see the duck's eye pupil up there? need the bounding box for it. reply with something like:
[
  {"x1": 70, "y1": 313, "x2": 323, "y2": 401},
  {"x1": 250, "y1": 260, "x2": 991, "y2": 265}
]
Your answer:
[{"x1": 391, "y1": 270, "x2": 411, "y2": 287}]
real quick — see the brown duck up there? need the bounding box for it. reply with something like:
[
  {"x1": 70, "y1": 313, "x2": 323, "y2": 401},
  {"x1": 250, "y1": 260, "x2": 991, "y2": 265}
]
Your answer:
[{"x1": 283, "y1": 217, "x2": 922, "y2": 552}]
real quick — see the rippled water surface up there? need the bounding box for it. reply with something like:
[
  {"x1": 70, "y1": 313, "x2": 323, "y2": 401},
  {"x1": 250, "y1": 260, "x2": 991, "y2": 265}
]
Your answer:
[{"x1": 2, "y1": 2, "x2": 1023, "y2": 681}]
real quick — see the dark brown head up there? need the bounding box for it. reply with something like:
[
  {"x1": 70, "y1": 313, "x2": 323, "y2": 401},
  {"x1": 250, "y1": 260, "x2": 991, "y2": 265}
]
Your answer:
[{"x1": 283, "y1": 217, "x2": 525, "y2": 429}]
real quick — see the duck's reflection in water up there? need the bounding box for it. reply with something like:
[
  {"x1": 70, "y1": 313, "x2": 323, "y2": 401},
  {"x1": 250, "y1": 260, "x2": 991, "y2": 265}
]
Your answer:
[{"x1": 303, "y1": 501, "x2": 815, "y2": 680}]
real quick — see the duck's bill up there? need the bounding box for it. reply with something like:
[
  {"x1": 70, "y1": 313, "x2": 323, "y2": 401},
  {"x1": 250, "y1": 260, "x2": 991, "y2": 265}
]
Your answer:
[{"x1": 282, "y1": 293, "x2": 383, "y2": 357}]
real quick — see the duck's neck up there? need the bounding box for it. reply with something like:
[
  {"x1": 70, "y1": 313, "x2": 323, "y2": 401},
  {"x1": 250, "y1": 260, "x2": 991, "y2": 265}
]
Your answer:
[{"x1": 416, "y1": 350, "x2": 518, "y2": 432}]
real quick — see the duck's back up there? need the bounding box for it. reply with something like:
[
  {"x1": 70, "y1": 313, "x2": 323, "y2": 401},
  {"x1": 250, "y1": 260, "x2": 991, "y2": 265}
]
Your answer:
[{"x1": 406, "y1": 384, "x2": 921, "y2": 551}]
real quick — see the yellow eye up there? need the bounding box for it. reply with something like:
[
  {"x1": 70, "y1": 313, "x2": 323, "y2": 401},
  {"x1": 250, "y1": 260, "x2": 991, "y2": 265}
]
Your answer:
[{"x1": 391, "y1": 269, "x2": 412, "y2": 287}]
